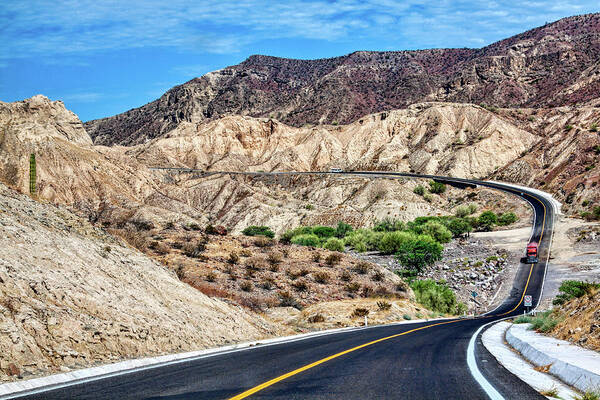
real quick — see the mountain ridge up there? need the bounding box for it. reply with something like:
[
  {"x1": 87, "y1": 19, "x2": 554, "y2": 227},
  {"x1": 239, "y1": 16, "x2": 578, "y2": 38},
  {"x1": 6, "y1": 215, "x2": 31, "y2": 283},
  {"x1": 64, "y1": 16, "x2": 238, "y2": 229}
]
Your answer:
[{"x1": 84, "y1": 13, "x2": 600, "y2": 146}]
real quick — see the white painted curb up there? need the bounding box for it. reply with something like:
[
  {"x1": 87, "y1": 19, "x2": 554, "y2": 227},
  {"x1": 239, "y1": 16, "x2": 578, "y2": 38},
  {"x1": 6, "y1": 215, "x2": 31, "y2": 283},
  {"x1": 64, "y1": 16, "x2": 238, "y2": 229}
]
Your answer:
[
  {"x1": 0, "y1": 317, "x2": 445, "y2": 399},
  {"x1": 485, "y1": 181, "x2": 562, "y2": 216},
  {"x1": 506, "y1": 323, "x2": 600, "y2": 393}
]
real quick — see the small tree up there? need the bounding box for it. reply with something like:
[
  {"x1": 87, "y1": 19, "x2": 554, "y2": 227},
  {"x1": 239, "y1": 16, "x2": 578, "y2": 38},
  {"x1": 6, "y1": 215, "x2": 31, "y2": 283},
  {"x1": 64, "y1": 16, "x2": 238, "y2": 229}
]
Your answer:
[
  {"x1": 498, "y1": 212, "x2": 518, "y2": 226},
  {"x1": 395, "y1": 235, "x2": 443, "y2": 273},
  {"x1": 323, "y1": 237, "x2": 345, "y2": 252},
  {"x1": 446, "y1": 218, "x2": 473, "y2": 238},
  {"x1": 335, "y1": 221, "x2": 353, "y2": 238}
]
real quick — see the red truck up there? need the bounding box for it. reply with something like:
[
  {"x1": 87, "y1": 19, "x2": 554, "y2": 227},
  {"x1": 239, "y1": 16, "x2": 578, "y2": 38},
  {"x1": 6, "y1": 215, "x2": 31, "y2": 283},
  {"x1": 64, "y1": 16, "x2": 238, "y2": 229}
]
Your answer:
[{"x1": 524, "y1": 242, "x2": 539, "y2": 264}]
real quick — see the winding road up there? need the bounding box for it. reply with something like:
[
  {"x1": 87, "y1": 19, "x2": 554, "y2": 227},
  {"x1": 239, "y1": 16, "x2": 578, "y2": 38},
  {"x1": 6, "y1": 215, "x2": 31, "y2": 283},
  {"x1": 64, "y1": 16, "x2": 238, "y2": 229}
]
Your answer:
[{"x1": 16, "y1": 171, "x2": 556, "y2": 400}]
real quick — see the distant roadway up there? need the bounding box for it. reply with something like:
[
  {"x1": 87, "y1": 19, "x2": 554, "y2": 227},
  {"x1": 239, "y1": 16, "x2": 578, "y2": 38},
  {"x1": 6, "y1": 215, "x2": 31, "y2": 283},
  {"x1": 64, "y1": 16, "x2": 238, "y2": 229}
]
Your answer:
[{"x1": 19, "y1": 170, "x2": 555, "y2": 399}]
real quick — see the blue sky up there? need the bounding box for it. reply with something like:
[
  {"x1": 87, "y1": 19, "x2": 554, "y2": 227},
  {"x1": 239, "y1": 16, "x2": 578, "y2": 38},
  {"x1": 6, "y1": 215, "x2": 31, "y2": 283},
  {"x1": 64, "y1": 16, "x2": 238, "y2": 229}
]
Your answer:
[{"x1": 0, "y1": 1, "x2": 598, "y2": 122}]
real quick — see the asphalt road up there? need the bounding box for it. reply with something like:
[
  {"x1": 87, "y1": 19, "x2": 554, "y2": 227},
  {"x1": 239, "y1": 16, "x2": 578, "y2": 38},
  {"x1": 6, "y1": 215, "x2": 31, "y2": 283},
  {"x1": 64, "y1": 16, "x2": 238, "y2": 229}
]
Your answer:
[{"x1": 19, "y1": 172, "x2": 555, "y2": 400}]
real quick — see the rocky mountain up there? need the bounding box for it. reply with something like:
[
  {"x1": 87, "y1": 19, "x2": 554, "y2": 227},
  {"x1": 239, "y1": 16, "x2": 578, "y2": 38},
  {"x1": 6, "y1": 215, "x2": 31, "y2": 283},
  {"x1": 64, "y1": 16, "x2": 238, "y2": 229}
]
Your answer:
[{"x1": 85, "y1": 13, "x2": 600, "y2": 146}]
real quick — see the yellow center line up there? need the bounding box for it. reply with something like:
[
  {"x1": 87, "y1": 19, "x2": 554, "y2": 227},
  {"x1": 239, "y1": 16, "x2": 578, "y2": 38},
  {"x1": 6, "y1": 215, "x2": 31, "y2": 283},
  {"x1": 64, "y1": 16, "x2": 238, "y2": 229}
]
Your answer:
[
  {"x1": 228, "y1": 319, "x2": 463, "y2": 400},
  {"x1": 229, "y1": 194, "x2": 549, "y2": 400}
]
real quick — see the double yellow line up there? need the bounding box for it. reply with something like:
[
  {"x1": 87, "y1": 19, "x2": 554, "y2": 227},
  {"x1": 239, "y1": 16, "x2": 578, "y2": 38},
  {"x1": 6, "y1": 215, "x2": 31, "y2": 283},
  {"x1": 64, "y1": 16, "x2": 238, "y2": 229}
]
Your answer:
[{"x1": 229, "y1": 194, "x2": 548, "y2": 400}]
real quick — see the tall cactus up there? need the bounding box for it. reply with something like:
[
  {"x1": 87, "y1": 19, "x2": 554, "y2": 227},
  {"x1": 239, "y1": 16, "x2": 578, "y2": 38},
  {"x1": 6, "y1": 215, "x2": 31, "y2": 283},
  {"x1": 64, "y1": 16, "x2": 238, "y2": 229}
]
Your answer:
[{"x1": 29, "y1": 153, "x2": 36, "y2": 195}]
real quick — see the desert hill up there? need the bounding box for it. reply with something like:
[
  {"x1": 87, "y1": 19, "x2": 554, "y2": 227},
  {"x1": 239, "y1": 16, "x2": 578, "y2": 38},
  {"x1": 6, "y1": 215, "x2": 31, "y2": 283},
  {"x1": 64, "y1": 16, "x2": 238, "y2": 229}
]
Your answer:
[{"x1": 85, "y1": 13, "x2": 600, "y2": 146}]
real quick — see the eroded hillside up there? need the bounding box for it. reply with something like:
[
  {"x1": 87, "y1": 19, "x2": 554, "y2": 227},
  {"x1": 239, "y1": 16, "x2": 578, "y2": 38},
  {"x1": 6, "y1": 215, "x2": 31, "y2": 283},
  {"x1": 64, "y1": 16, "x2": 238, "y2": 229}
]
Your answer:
[{"x1": 0, "y1": 182, "x2": 284, "y2": 382}]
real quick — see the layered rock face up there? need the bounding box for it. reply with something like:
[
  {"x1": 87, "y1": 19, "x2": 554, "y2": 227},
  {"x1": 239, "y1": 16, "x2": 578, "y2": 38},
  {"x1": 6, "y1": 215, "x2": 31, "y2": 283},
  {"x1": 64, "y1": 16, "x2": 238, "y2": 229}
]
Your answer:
[{"x1": 85, "y1": 14, "x2": 600, "y2": 146}]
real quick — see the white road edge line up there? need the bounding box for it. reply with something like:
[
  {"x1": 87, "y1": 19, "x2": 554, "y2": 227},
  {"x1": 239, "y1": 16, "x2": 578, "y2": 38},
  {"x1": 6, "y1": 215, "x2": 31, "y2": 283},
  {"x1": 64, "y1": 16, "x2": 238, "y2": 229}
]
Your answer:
[
  {"x1": 467, "y1": 319, "x2": 507, "y2": 400},
  {"x1": 468, "y1": 189, "x2": 557, "y2": 400}
]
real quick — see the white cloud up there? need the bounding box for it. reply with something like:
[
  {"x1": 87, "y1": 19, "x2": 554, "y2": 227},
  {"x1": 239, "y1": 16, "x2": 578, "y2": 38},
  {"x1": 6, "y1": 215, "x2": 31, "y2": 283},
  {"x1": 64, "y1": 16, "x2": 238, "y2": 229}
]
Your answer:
[
  {"x1": 0, "y1": 0, "x2": 597, "y2": 60},
  {"x1": 60, "y1": 92, "x2": 101, "y2": 102}
]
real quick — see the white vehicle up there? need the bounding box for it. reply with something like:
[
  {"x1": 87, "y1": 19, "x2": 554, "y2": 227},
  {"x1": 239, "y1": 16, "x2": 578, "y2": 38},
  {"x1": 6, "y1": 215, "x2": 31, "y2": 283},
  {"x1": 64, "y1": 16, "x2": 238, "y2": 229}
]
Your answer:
[{"x1": 330, "y1": 168, "x2": 343, "y2": 173}]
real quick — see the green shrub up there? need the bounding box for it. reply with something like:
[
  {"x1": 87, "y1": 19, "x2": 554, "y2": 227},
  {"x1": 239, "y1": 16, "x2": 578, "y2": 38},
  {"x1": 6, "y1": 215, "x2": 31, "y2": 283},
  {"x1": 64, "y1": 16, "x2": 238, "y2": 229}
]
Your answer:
[
  {"x1": 429, "y1": 180, "x2": 446, "y2": 194},
  {"x1": 378, "y1": 231, "x2": 414, "y2": 254},
  {"x1": 292, "y1": 234, "x2": 321, "y2": 247},
  {"x1": 590, "y1": 123, "x2": 598, "y2": 132},
  {"x1": 565, "y1": 124, "x2": 573, "y2": 131},
  {"x1": 446, "y1": 218, "x2": 473, "y2": 238},
  {"x1": 498, "y1": 212, "x2": 518, "y2": 226},
  {"x1": 423, "y1": 193, "x2": 433, "y2": 203},
  {"x1": 373, "y1": 218, "x2": 405, "y2": 232},
  {"x1": 477, "y1": 211, "x2": 498, "y2": 231},
  {"x1": 242, "y1": 225, "x2": 275, "y2": 238},
  {"x1": 395, "y1": 235, "x2": 443, "y2": 272},
  {"x1": 513, "y1": 315, "x2": 532, "y2": 324},
  {"x1": 323, "y1": 237, "x2": 345, "y2": 252},
  {"x1": 528, "y1": 310, "x2": 562, "y2": 333},
  {"x1": 344, "y1": 229, "x2": 383, "y2": 252},
  {"x1": 410, "y1": 279, "x2": 461, "y2": 314},
  {"x1": 304, "y1": 204, "x2": 314, "y2": 210},
  {"x1": 335, "y1": 221, "x2": 353, "y2": 238},
  {"x1": 413, "y1": 185, "x2": 425, "y2": 196},
  {"x1": 553, "y1": 280, "x2": 600, "y2": 305},
  {"x1": 594, "y1": 145, "x2": 600, "y2": 155},
  {"x1": 403, "y1": 314, "x2": 412, "y2": 320},
  {"x1": 421, "y1": 221, "x2": 452, "y2": 243},
  {"x1": 312, "y1": 226, "x2": 336, "y2": 239}
]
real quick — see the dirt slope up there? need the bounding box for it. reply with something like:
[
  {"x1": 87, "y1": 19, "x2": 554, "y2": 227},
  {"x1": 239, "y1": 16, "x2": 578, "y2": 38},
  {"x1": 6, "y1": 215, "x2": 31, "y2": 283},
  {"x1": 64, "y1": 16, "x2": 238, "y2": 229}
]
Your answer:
[{"x1": 0, "y1": 182, "x2": 283, "y2": 382}]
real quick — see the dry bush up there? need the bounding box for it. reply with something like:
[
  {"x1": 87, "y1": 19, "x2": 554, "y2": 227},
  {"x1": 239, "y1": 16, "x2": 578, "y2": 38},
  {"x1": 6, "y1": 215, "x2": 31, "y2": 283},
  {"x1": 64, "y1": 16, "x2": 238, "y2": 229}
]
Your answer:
[
  {"x1": 376, "y1": 286, "x2": 392, "y2": 297},
  {"x1": 254, "y1": 236, "x2": 274, "y2": 248},
  {"x1": 307, "y1": 314, "x2": 325, "y2": 323},
  {"x1": 312, "y1": 252, "x2": 322, "y2": 263},
  {"x1": 345, "y1": 282, "x2": 361, "y2": 293},
  {"x1": 282, "y1": 248, "x2": 289, "y2": 258},
  {"x1": 292, "y1": 280, "x2": 309, "y2": 292},
  {"x1": 149, "y1": 241, "x2": 170, "y2": 255},
  {"x1": 340, "y1": 270, "x2": 352, "y2": 282},
  {"x1": 313, "y1": 271, "x2": 330, "y2": 284},
  {"x1": 354, "y1": 261, "x2": 370, "y2": 274},
  {"x1": 278, "y1": 291, "x2": 302, "y2": 309},
  {"x1": 205, "y1": 272, "x2": 217, "y2": 282},
  {"x1": 170, "y1": 241, "x2": 183, "y2": 249},
  {"x1": 352, "y1": 307, "x2": 370, "y2": 317},
  {"x1": 372, "y1": 271, "x2": 384, "y2": 282},
  {"x1": 240, "y1": 249, "x2": 253, "y2": 257},
  {"x1": 117, "y1": 229, "x2": 149, "y2": 251},
  {"x1": 228, "y1": 252, "x2": 240, "y2": 264},
  {"x1": 267, "y1": 252, "x2": 282, "y2": 265},
  {"x1": 396, "y1": 282, "x2": 410, "y2": 293},
  {"x1": 260, "y1": 278, "x2": 275, "y2": 290},
  {"x1": 245, "y1": 257, "x2": 267, "y2": 271},
  {"x1": 175, "y1": 265, "x2": 185, "y2": 280},
  {"x1": 361, "y1": 285, "x2": 374, "y2": 298},
  {"x1": 269, "y1": 263, "x2": 280, "y2": 272},
  {"x1": 189, "y1": 281, "x2": 230, "y2": 298},
  {"x1": 298, "y1": 268, "x2": 310, "y2": 276},
  {"x1": 377, "y1": 300, "x2": 392, "y2": 311},
  {"x1": 240, "y1": 281, "x2": 253, "y2": 292},
  {"x1": 244, "y1": 267, "x2": 256, "y2": 279},
  {"x1": 183, "y1": 241, "x2": 206, "y2": 258},
  {"x1": 325, "y1": 253, "x2": 342, "y2": 266}
]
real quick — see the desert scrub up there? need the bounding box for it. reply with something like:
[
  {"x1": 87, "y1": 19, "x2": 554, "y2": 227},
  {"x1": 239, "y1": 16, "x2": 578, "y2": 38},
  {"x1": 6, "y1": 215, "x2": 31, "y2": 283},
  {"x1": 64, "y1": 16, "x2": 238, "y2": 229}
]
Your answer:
[
  {"x1": 227, "y1": 252, "x2": 239, "y2": 264},
  {"x1": 323, "y1": 237, "x2": 344, "y2": 252},
  {"x1": 352, "y1": 307, "x2": 370, "y2": 317},
  {"x1": 553, "y1": 280, "x2": 600, "y2": 305},
  {"x1": 239, "y1": 281, "x2": 253, "y2": 292},
  {"x1": 354, "y1": 261, "x2": 370, "y2": 274},
  {"x1": 307, "y1": 314, "x2": 325, "y2": 323},
  {"x1": 340, "y1": 270, "x2": 352, "y2": 282},
  {"x1": 260, "y1": 278, "x2": 275, "y2": 290},
  {"x1": 528, "y1": 310, "x2": 563, "y2": 333},
  {"x1": 242, "y1": 225, "x2": 275, "y2": 238},
  {"x1": 205, "y1": 272, "x2": 217, "y2": 282},
  {"x1": 278, "y1": 291, "x2": 302, "y2": 310},
  {"x1": 345, "y1": 282, "x2": 361, "y2": 293},
  {"x1": 377, "y1": 300, "x2": 392, "y2": 311},
  {"x1": 371, "y1": 271, "x2": 384, "y2": 282},
  {"x1": 312, "y1": 252, "x2": 321, "y2": 263},
  {"x1": 182, "y1": 241, "x2": 206, "y2": 258},
  {"x1": 428, "y1": 180, "x2": 446, "y2": 194},
  {"x1": 266, "y1": 252, "x2": 282, "y2": 265},
  {"x1": 313, "y1": 271, "x2": 330, "y2": 284},
  {"x1": 253, "y1": 236, "x2": 274, "y2": 247},
  {"x1": 325, "y1": 252, "x2": 342, "y2": 266},
  {"x1": 413, "y1": 185, "x2": 425, "y2": 196},
  {"x1": 291, "y1": 280, "x2": 308, "y2": 292}
]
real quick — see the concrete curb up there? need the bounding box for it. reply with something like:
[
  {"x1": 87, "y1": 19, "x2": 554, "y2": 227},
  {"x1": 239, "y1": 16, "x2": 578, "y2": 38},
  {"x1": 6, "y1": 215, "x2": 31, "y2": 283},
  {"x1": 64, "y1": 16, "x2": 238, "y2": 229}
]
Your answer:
[
  {"x1": 506, "y1": 323, "x2": 600, "y2": 393},
  {"x1": 485, "y1": 181, "x2": 562, "y2": 215},
  {"x1": 482, "y1": 321, "x2": 578, "y2": 399},
  {"x1": 0, "y1": 317, "x2": 446, "y2": 399}
]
